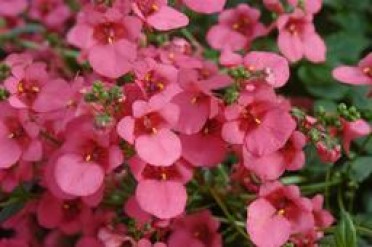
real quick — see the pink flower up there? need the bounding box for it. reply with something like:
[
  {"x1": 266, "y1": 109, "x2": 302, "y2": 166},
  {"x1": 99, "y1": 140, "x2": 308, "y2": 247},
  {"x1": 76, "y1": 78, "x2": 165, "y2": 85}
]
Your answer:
[
  {"x1": 277, "y1": 9, "x2": 326, "y2": 63},
  {"x1": 222, "y1": 85, "x2": 296, "y2": 156},
  {"x1": 180, "y1": 118, "x2": 227, "y2": 167},
  {"x1": 67, "y1": 6, "x2": 142, "y2": 78},
  {"x1": 133, "y1": 58, "x2": 180, "y2": 100},
  {"x1": 316, "y1": 142, "x2": 341, "y2": 164},
  {"x1": 138, "y1": 239, "x2": 167, "y2": 247},
  {"x1": 172, "y1": 68, "x2": 231, "y2": 134},
  {"x1": 341, "y1": 119, "x2": 371, "y2": 154},
  {"x1": 0, "y1": 0, "x2": 28, "y2": 17},
  {"x1": 132, "y1": 0, "x2": 188, "y2": 31},
  {"x1": 37, "y1": 193, "x2": 92, "y2": 235},
  {"x1": 129, "y1": 156, "x2": 192, "y2": 219},
  {"x1": 182, "y1": 0, "x2": 226, "y2": 14},
  {"x1": 264, "y1": 0, "x2": 322, "y2": 15},
  {"x1": 243, "y1": 51, "x2": 290, "y2": 88},
  {"x1": 243, "y1": 131, "x2": 306, "y2": 181},
  {"x1": 207, "y1": 4, "x2": 266, "y2": 51},
  {"x1": 29, "y1": 0, "x2": 71, "y2": 29},
  {"x1": 0, "y1": 106, "x2": 42, "y2": 169},
  {"x1": 117, "y1": 96, "x2": 181, "y2": 166},
  {"x1": 332, "y1": 53, "x2": 372, "y2": 85},
  {"x1": 168, "y1": 210, "x2": 222, "y2": 247},
  {"x1": 54, "y1": 154, "x2": 105, "y2": 197},
  {"x1": 247, "y1": 182, "x2": 315, "y2": 247}
]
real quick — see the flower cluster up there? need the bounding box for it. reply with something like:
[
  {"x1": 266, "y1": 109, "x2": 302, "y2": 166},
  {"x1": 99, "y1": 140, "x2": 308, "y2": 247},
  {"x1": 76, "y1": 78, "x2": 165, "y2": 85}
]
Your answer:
[{"x1": 0, "y1": 0, "x2": 370, "y2": 247}]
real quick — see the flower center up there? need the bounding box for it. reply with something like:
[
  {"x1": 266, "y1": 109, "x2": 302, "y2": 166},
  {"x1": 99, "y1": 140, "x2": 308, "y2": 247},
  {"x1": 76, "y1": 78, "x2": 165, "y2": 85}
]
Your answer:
[
  {"x1": 362, "y1": 67, "x2": 372, "y2": 77},
  {"x1": 232, "y1": 16, "x2": 251, "y2": 34},
  {"x1": 93, "y1": 22, "x2": 126, "y2": 45}
]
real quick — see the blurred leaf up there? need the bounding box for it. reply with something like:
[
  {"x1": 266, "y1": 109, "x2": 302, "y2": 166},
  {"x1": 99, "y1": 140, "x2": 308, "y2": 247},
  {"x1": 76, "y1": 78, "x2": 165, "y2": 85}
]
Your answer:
[
  {"x1": 314, "y1": 100, "x2": 338, "y2": 113},
  {"x1": 0, "y1": 202, "x2": 24, "y2": 223},
  {"x1": 335, "y1": 210, "x2": 357, "y2": 247},
  {"x1": 350, "y1": 157, "x2": 372, "y2": 183},
  {"x1": 298, "y1": 64, "x2": 349, "y2": 100}
]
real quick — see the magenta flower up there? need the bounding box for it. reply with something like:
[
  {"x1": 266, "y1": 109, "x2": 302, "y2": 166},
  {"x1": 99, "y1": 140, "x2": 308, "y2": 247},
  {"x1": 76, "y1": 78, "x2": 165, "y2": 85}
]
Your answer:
[
  {"x1": 172, "y1": 68, "x2": 232, "y2": 134},
  {"x1": 54, "y1": 117, "x2": 123, "y2": 197},
  {"x1": 247, "y1": 182, "x2": 315, "y2": 247},
  {"x1": 132, "y1": 0, "x2": 189, "y2": 31},
  {"x1": 333, "y1": 53, "x2": 372, "y2": 85},
  {"x1": 29, "y1": 0, "x2": 71, "y2": 29},
  {"x1": 207, "y1": 4, "x2": 266, "y2": 51},
  {"x1": 222, "y1": 85, "x2": 296, "y2": 156},
  {"x1": 277, "y1": 9, "x2": 326, "y2": 63},
  {"x1": 180, "y1": 118, "x2": 227, "y2": 167},
  {"x1": 182, "y1": 0, "x2": 226, "y2": 14},
  {"x1": 67, "y1": 6, "x2": 142, "y2": 78},
  {"x1": 168, "y1": 210, "x2": 222, "y2": 247},
  {"x1": 341, "y1": 119, "x2": 371, "y2": 154},
  {"x1": 37, "y1": 193, "x2": 92, "y2": 235},
  {"x1": 133, "y1": 58, "x2": 180, "y2": 100},
  {"x1": 129, "y1": 156, "x2": 192, "y2": 219},
  {"x1": 0, "y1": 106, "x2": 42, "y2": 169},
  {"x1": 243, "y1": 131, "x2": 306, "y2": 181},
  {"x1": 0, "y1": 0, "x2": 28, "y2": 16},
  {"x1": 243, "y1": 51, "x2": 290, "y2": 88},
  {"x1": 264, "y1": 0, "x2": 322, "y2": 15},
  {"x1": 117, "y1": 96, "x2": 181, "y2": 166}
]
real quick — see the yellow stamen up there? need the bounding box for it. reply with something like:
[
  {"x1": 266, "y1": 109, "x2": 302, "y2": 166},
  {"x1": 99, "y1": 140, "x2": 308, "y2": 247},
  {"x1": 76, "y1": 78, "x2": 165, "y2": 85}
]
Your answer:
[
  {"x1": 151, "y1": 4, "x2": 159, "y2": 12},
  {"x1": 17, "y1": 83, "x2": 24, "y2": 93},
  {"x1": 363, "y1": 67, "x2": 371, "y2": 75},
  {"x1": 191, "y1": 97, "x2": 197, "y2": 104},
  {"x1": 232, "y1": 23, "x2": 240, "y2": 30},
  {"x1": 85, "y1": 154, "x2": 92, "y2": 162},
  {"x1": 8, "y1": 133, "x2": 15, "y2": 139},
  {"x1": 157, "y1": 82, "x2": 164, "y2": 90},
  {"x1": 161, "y1": 172, "x2": 167, "y2": 180},
  {"x1": 277, "y1": 209, "x2": 285, "y2": 216},
  {"x1": 31, "y1": 86, "x2": 40, "y2": 93},
  {"x1": 152, "y1": 127, "x2": 158, "y2": 134},
  {"x1": 254, "y1": 118, "x2": 261, "y2": 124}
]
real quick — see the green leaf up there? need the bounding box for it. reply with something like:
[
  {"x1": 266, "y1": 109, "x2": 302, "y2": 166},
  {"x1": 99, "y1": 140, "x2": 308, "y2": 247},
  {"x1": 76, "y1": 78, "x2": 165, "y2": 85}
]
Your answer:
[
  {"x1": 298, "y1": 64, "x2": 349, "y2": 100},
  {"x1": 334, "y1": 210, "x2": 357, "y2": 247},
  {"x1": 350, "y1": 157, "x2": 372, "y2": 183},
  {"x1": 0, "y1": 202, "x2": 24, "y2": 223}
]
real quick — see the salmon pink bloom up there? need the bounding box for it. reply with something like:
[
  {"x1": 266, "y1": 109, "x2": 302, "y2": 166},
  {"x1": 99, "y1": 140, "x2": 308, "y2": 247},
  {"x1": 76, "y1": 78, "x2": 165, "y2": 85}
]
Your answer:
[
  {"x1": 333, "y1": 53, "x2": 372, "y2": 85},
  {"x1": 247, "y1": 182, "x2": 314, "y2": 247},
  {"x1": 222, "y1": 85, "x2": 296, "y2": 156},
  {"x1": 0, "y1": 0, "x2": 28, "y2": 16},
  {"x1": 29, "y1": 0, "x2": 71, "y2": 29},
  {"x1": 243, "y1": 131, "x2": 306, "y2": 181},
  {"x1": 180, "y1": 118, "x2": 227, "y2": 167},
  {"x1": 277, "y1": 9, "x2": 326, "y2": 63},
  {"x1": 243, "y1": 51, "x2": 290, "y2": 88},
  {"x1": 0, "y1": 106, "x2": 42, "y2": 169},
  {"x1": 138, "y1": 239, "x2": 167, "y2": 247},
  {"x1": 129, "y1": 157, "x2": 192, "y2": 219},
  {"x1": 132, "y1": 0, "x2": 188, "y2": 31},
  {"x1": 133, "y1": 58, "x2": 180, "y2": 100},
  {"x1": 117, "y1": 96, "x2": 181, "y2": 166},
  {"x1": 172, "y1": 68, "x2": 231, "y2": 134},
  {"x1": 168, "y1": 210, "x2": 222, "y2": 247},
  {"x1": 316, "y1": 142, "x2": 341, "y2": 163},
  {"x1": 67, "y1": 6, "x2": 142, "y2": 78},
  {"x1": 341, "y1": 119, "x2": 371, "y2": 154},
  {"x1": 54, "y1": 117, "x2": 123, "y2": 197},
  {"x1": 37, "y1": 193, "x2": 92, "y2": 235},
  {"x1": 264, "y1": 0, "x2": 322, "y2": 15},
  {"x1": 207, "y1": 4, "x2": 266, "y2": 51},
  {"x1": 182, "y1": 0, "x2": 226, "y2": 14}
]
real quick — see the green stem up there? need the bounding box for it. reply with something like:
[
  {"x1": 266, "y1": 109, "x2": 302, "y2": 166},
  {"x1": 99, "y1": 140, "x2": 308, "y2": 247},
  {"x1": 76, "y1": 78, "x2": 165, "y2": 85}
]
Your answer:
[
  {"x1": 281, "y1": 175, "x2": 307, "y2": 185},
  {"x1": 356, "y1": 225, "x2": 372, "y2": 237},
  {"x1": 180, "y1": 28, "x2": 203, "y2": 50},
  {"x1": 208, "y1": 187, "x2": 250, "y2": 242},
  {"x1": 325, "y1": 167, "x2": 331, "y2": 209},
  {"x1": 300, "y1": 179, "x2": 341, "y2": 192}
]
